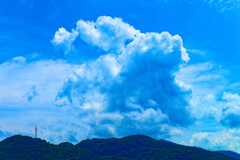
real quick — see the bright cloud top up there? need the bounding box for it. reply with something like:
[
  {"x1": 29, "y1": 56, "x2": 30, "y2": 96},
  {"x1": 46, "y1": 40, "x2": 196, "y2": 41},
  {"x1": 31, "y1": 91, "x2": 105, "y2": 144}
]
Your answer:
[
  {"x1": 77, "y1": 16, "x2": 140, "y2": 53},
  {"x1": 53, "y1": 16, "x2": 192, "y2": 138},
  {"x1": 51, "y1": 27, "x2": 79, "y2": 54}
]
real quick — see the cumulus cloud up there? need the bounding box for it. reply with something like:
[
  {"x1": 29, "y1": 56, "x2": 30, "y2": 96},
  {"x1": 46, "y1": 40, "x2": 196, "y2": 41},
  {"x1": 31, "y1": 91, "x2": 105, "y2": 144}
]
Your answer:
[
  {"x1": 190, "y1": 129, "x2": 240, "y2": 153},
  {"x1": 4, "y1": 15, "x2": 239, "y2": 147},
  {"x1": 76, "y1": 16, "x2": 140, "y2": 53},
  {"x1": 54, "y1": 16, "x2": 192, "y2": 139},
  {"x1": 51, "y1": 16, "x2": 140, "y2": 54},
  {"x1": 51, "y1": 27, "x2": 79, "y2": 54}
]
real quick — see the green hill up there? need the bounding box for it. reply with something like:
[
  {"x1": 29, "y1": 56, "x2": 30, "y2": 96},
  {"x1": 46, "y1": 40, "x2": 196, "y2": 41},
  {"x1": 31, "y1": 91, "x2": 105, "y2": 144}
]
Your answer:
[
  {"x1": 0, "y1": 134, "x2": 237, "y2": 160},
  {"x1": 0, "y1": 135, "x2": 94, "y2": 160},
  {"x1": 76, "y1": 134, "x2": 236, "y2": 160},
  {"x1": 219, "y1": 151, "x2": 240, "y2": 159}
]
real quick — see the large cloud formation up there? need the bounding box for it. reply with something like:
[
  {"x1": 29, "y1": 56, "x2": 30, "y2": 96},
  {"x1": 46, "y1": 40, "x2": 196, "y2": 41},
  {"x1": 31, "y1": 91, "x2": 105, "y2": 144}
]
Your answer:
[{"x1": 52, "y1": 16, "x2": 192, "y2": 139}]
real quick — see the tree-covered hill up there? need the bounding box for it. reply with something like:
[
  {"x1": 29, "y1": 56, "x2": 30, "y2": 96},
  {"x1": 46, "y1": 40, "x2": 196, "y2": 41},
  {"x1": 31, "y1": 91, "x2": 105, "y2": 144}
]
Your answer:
[
  {"x1": 0, "y1": 134, "x2": 238, "y2": 160},
  {"x1": 77, "y1": 134, "x2": 237, "y2": 160},
  {"x1": 0, "y1": 135, "x2": 94, "y2": 160},
  {"x1": 219, "y1": 151, "x2": 240, "y2": 159}
]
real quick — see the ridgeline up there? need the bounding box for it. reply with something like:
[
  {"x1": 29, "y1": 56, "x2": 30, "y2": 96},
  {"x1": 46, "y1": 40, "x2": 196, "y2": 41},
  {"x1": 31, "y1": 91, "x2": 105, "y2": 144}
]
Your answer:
[{"x1": 0, "y1": 134, "x2": 238, "y2": 160}]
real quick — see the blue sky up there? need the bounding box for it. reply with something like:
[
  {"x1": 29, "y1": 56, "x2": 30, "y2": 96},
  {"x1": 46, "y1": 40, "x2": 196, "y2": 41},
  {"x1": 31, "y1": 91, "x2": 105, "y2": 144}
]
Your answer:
[{"x1": 1, "y1": 0, "x2": 240, "y2": 153}]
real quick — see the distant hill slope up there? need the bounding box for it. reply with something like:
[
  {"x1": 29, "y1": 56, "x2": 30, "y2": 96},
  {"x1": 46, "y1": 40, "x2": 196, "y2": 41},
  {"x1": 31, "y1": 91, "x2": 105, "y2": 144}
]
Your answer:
[
  {"x1": 219, "y1": 151, "x2": 240, "y2": 159},
  {"x1": 76, "y1": 134, "x2": 236, "y2": 160},
  {"x1": 0, "y1": 134, "x2": 238, "y2": 160}
]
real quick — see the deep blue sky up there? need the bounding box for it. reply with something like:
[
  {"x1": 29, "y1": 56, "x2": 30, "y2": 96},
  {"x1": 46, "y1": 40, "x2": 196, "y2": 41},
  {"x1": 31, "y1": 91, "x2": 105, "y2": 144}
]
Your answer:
[
  {"x1": 1, "y1": 0, "x2": 240, "y2": 153},
  {"x1": 1, "y1": 0, "x2": 240, "y2": 65}
]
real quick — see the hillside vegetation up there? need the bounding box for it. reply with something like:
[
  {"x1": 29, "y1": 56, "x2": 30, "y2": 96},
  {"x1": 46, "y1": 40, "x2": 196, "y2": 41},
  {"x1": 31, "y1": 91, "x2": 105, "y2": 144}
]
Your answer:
[{"x1": 0, "y1": 134, "x2": 237, "y2": 160}]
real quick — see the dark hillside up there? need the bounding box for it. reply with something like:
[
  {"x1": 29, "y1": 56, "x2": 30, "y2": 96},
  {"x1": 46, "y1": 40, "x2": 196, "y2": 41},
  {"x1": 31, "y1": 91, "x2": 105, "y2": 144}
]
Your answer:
[
  {"x1": 77, "y1": 134, "x2": 236, "y2": 160},
  {"x1": 0, "y1": 134, "x2": 238, "y2": 160},
  {"x1": 219, "y1": 151, "x2": 240, "y2": 159},
  {"x1": 0, "y1": 135, "x2": 94, "y2": 160}
]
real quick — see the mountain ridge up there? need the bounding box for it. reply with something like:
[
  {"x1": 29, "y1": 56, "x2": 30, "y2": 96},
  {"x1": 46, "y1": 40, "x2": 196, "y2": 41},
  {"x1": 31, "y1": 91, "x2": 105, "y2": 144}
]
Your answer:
[{"x1": 0, "y1": 134, "x2": 238, "y2": 160}]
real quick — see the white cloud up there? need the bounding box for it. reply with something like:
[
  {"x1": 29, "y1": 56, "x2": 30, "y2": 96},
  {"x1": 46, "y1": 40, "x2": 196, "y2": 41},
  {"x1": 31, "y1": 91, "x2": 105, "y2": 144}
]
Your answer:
[
  {"x1": 3, "y1": 15, "x2": 239, "y2": 149},
  {"x1": 176, "y1": 62, "x2": 227, "y2": 120},
  {"x1": 0, "y1": 56, "x2": 84, "y2": 142},
  {"x1": 176, "y1": 61, "x2": 240, "y2": 129},
  {"x1": 222, "y1": 92, "x2": 240, "y2": 115},
  {"x1": 51, "y1": 27, "x2": 79, "y2": 54},
  {"x1": 12, "y1": 56, "x2": 26, "y2": 63},
  {"x1": 54, "y1": 16, "x2": 192, "y2": 139},
  {"x1": 205, "y1": 0, "x2": 240, "y2": 12},
  {"x1": 51, "y1": 16, "x2": 140, "y2": 55},
  {"x1": 76, "y1": 16, "x2": 140, "y2": 53},
  {"x1": 219, "y1": 92, "x2": 240, "y2": 127},
  {"x1": 154, "y1": 0, "x2": 240, "y2": 12},
  {"x1": 0, "y1": 56, "x2": 79, "y2": 108},
  {"x1": 123, "y1": 32, "x2": 189, "y2": 62},
  {"x1": 190, "y1": 129, "x2": 240, "y2": 153}
]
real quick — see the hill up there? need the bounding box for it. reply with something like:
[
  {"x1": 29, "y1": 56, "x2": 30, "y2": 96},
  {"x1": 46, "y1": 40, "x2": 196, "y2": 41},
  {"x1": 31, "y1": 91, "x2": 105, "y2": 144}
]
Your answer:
[
  {"x1": 0, "y1": 135, "x2": 94, "y2": 160},
  {"x1": 219, "y1": 151, "x2": 240, "y2": 159},
  {"x1": 77, "y1": 134, "x2": 236, "y2": 160},
  {"x1": 0, "y1": 134, "x2": 238, "y2": 160}
]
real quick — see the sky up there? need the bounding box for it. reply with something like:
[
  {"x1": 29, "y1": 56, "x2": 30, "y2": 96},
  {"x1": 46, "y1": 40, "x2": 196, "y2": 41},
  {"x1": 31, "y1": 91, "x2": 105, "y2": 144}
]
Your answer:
[{"x1": 1, "y1": 0, "x2": 240, "y2": 153}]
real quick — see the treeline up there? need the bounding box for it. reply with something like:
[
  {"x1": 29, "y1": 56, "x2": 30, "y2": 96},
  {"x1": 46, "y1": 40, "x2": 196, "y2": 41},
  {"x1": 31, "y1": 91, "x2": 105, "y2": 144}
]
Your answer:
[{"x1": 0, "y1": 134, "x2": 237, "y2": 160}]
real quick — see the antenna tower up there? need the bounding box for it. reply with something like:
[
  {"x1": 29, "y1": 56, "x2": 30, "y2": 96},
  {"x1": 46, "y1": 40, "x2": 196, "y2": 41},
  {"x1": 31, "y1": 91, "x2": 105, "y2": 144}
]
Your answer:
[{"x1": 35, "y1": 127, "x2": 38, "y2": 138}]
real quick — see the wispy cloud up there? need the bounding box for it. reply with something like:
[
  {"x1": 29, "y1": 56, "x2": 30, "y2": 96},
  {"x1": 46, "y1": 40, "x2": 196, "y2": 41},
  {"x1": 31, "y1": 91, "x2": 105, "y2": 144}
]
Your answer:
[
  {"x1": 151, "y1": 0, "x2": 240, "y2": 12},
  {"x1": 0, "y1": 56, "x2": 79, "y2": 108},
  {"x1": 205, "y1": 0, "x2": 240, "y2": 12}
]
